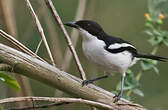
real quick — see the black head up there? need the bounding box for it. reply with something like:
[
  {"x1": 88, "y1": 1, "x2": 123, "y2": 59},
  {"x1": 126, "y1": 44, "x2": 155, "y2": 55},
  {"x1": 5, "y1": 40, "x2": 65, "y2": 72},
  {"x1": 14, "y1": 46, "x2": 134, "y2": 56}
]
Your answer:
[{"x1": 64, "y1": 20, "x2": 105, "y2": 37}]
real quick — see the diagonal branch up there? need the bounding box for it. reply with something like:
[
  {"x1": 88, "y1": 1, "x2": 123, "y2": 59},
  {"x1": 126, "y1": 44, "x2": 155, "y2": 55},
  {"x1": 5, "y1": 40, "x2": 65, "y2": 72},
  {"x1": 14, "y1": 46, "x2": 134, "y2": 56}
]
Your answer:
[
  {"x1": 44, "y1": 0, "x2": 86, "y2": 80},
  {"x1": 0, "y1": 29, "x2": 45, "y2": 62},
  {"x1": 25, "y1": 0, "x2": 55, "y2": 66},
  {"x1": 62, "y1": 0, "x2": 86, "y2": 71},
  {"x1": 0, "y1": 43, "x2": 146, "y2": 110},
  {"x1": 37, "y1": 0, "x2": 63, "y2": 68}
]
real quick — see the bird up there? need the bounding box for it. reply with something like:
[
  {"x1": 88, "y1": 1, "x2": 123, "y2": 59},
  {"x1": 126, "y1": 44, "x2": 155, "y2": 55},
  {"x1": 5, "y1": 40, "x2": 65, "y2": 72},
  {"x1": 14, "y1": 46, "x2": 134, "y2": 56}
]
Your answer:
[{"x1": 64, "y1": 20, "x2": 167, "y2": 103}]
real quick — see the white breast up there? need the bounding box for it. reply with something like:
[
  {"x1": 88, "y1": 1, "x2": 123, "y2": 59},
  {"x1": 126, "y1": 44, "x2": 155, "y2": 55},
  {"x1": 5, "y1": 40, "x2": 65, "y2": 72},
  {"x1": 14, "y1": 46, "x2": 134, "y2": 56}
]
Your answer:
[
  {"x1": 82, "y1": 38, "x2": 107, "y2": 66},
  {"x1": 80, "y1": 29, "x2": 137, "y2": 74}
]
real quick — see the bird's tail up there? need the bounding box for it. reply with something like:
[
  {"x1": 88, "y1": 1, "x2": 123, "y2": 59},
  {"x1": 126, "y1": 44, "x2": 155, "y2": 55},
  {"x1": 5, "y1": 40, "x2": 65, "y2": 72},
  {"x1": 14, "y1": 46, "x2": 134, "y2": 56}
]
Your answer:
[{"x1": 135, "y1": 54, "x2": 167, "y2": 62}]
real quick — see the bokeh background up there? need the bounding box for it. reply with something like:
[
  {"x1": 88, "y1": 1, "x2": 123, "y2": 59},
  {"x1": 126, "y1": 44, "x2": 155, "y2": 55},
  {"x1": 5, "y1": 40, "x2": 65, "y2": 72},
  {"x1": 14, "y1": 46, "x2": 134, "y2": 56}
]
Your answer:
[{"x1": 0, "y1": 0, "x2": 168, "y2": 110}]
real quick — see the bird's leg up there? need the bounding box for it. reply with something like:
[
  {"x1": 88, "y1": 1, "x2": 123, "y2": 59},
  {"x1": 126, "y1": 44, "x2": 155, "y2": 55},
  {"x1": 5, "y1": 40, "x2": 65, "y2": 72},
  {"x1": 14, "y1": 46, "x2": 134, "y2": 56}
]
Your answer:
[
  {"x1": 113, "y1": 72, "x2": 126, "y2": 103},
  {"x1": 82, "y1": 74, "x2": 108, "y2": 86}
]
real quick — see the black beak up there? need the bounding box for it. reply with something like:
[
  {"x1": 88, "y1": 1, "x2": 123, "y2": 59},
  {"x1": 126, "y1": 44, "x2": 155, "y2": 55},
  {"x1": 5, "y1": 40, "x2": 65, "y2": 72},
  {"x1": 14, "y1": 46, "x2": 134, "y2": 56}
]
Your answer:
[{"x1": 64, "y1": 21, "x2": 79, "y2": 29}]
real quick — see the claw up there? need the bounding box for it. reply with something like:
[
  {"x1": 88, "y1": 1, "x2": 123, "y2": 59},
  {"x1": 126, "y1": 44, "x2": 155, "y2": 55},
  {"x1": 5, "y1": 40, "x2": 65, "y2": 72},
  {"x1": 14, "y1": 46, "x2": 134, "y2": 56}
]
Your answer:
[
  {"x1": 82, "y1": 80, "x2": 93, "y2": 86},
  {"x1": 113, "y1": 91, "x2": 122, "y2": 103},
  {"x1": 113, "y1": 95, "x2": 121, "y2": 103}
]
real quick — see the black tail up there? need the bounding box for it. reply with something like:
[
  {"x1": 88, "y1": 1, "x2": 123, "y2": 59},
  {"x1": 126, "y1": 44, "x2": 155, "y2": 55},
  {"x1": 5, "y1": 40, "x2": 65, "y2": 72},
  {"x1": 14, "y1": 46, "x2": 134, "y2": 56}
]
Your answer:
[{"x1": 135, "y1": 54, "x2": 168, "y2": 62}]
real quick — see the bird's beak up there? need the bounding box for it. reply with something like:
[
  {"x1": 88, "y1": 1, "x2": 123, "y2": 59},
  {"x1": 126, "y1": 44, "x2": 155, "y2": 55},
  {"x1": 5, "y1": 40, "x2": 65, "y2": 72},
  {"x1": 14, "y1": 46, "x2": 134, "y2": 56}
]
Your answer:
[{"x1": 64, "y1": 21, "x2": 79, "y2": 29}]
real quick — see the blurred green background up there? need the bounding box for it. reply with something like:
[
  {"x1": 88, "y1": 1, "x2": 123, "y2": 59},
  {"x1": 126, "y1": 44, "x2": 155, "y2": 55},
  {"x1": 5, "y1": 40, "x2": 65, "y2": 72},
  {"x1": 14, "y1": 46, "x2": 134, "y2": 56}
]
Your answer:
[{"x1": 0, "y1": 0, "x2": 168, "y2": 110}]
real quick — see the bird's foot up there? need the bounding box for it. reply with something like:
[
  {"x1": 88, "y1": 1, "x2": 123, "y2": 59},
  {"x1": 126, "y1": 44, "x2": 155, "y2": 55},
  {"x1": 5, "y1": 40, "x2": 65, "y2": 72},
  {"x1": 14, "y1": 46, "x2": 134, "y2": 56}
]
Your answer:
[
  {"x1": 82, "y1": 80, "x2": 94, "y2": 86},
  {"x1": 113, "y1": 91, "x2": 122, "y2": 103}
]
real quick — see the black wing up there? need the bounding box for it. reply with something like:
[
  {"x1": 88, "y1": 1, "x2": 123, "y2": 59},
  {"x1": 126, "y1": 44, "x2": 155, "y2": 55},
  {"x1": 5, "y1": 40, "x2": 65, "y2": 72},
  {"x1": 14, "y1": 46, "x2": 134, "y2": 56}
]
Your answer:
[
  {"x1": 100, "y1": 34, "x2": 138, "y2": 54},
  {"x1": 105, "y1": 46, "x2": 137, "y2": 54},
  {"x1": 100, "y1": 34, "x2": 167, "y2": 62}
]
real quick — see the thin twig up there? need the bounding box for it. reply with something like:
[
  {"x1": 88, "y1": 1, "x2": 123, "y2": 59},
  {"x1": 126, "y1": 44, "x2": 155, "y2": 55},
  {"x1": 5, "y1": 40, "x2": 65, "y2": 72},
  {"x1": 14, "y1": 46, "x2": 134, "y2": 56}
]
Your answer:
[
  {"x1": 0, "y1": 0, "x2": 17, "y2": 37},
  {"x1": 35, "y1": 39, "x2": 42, "y2": 54},
  {"x1": 44, "y1": 0, "x2": 86, "y2": 80},
  {"x1": 11, "y1": 102, "x2": 70, "y2": 110},
  {"x1": 91, "y1": 106, "x2": 97, "y2": 110},
  {"x1": 62, "y1": 0, "x2": 86, "y2": 71},
  {"x1": 25, "y1": 0, "x2": 55, "y2": 66},
  {"x1": 0, "y1": 30, "x2": 45, "y2": 62},
  {"x1": 21, "y1": 6, "x2": 44, "y2": 44},
  {"x1": 38, "y1": 0, "x2": 63, "y2": 68},
  {"x1": 0, "y1": 97, "x2": 115, "y2": 110}
]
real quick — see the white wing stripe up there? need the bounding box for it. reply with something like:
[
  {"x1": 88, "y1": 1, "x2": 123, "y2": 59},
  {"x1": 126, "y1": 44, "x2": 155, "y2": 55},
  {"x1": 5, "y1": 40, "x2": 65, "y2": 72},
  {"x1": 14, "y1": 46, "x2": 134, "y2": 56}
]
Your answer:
[{"x1": 108, "y1": 43, "x2": 135, "y2": 49}]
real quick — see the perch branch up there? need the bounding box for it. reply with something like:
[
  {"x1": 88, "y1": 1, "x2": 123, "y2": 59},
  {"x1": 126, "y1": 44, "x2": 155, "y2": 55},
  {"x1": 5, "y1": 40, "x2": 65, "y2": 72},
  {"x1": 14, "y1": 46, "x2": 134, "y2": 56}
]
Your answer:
[{"x1": 0, "y1": 43, "x2": 146, "y2": 110}]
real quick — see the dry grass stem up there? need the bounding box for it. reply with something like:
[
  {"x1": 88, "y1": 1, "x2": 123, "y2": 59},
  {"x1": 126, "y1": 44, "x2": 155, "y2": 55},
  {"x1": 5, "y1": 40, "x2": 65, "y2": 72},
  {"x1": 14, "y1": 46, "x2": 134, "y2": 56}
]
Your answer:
[
  {"x1": 22, "y1": 7, "x2": 44, "y2": 43},
  {"x1": 62, "y1": 0, "x2": 86, "y2": 71},
  {"x1": 44, "y1": 0, "x2": 86, "y2": 80},
  {"x1": 25, "y1": 0, "x2": 55, "y2": 66},
  {"x1": 38, "y1": 0, "x2": 63, "y2": 68},
  {"x1": 0, "y1": 30, "x2": 45, "y2": 62},
  {"x1": 35, "y1": 39, "x2": 43, "y2": 54},
  {"x1": 0, "y1": 0, "x2": 17, "y2": 37}
]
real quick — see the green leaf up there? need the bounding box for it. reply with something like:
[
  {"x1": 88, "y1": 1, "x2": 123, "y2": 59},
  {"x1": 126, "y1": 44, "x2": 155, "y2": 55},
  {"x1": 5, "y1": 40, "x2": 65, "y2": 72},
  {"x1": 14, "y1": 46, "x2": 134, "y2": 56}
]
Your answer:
[
  {"x1": 145, "y1": 22, "x2": 154, "y2": 28},
  {"x1": 140, "y1": 59, "x2": 159, "y2": 74},
  {"x1": 153, "y1": 66, "x2": 159, "y2": 74},
  {"x1": 148, "y1": 37, "x2": 158, "y2": 45},
  {"x1": 163, "y1": 40, "x2": 168, "y2": 46},
  {"x1": 0, "y1": 72, "x2": 20, "y2": 91},
  {"x1": 126, "y1": 69, "x2": 133, "y2": 74},
  {"x1": 125, "y1": 73, "x2": 139, "y2": 88},
  {"x1": 133, "y1": 89, "x2": 144, "y2": 97},
  {"x1": 140, "y1": 59, "x2": 154, "y2": 70},
  {"x1": 153, "y1": 29, "x2": 161, "y2": 36},
  {"x1": 116, "y1": 81, "x2": 134, "y2": 91},
  {"x1": 0, "y1": 105, "x2": 4, "y2": 110},
  {"x1": 144, "y1": 30, "x2": 153, "y2": 36}
]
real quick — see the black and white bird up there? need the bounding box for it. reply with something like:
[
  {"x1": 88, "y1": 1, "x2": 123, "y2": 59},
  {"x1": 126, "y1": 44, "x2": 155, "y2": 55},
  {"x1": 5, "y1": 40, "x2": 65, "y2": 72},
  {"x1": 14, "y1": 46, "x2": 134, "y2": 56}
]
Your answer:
[{"x1": 64, "y1": 20, "x2": 167, "y2": 102}]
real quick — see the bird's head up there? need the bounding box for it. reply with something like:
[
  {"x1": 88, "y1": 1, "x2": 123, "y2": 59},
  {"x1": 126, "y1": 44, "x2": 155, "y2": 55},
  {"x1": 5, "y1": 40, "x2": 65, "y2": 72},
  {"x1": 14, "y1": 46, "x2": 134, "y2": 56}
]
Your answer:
[{"x1": 64, "y1": 20, "x2": 105, "y2": 40}]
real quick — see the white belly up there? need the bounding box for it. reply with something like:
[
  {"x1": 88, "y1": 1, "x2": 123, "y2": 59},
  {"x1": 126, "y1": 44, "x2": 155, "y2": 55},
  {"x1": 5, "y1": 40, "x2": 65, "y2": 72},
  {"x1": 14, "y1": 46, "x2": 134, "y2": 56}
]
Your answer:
[{"x1": 82, "y1": 39, "x2": 137, "y2": 74}]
